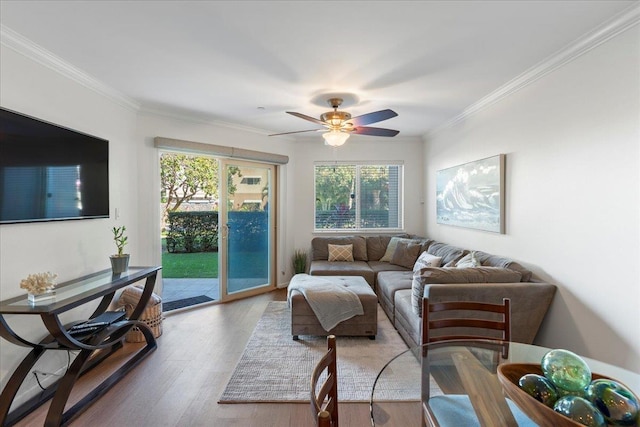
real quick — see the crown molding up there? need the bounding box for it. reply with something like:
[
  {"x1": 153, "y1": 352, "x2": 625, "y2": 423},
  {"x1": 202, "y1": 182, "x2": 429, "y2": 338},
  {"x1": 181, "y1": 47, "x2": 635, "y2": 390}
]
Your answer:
[
  {"x1": 1, "y1": 25, "x2": 140, "y2": 111},
  {"x1": 427, "y1": 3, "x2": 640, "y2": 138}
]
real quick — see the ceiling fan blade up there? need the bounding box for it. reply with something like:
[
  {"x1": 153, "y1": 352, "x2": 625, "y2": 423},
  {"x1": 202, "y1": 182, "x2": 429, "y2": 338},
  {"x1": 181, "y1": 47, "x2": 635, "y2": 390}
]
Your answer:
[
  {"x1": 348, "y1": 109, "x2": 398, "y2": 126},
  {"x1": 286, "y1": 111, "x2": 327, "y2": 126},
  {"x1": 269, "y1": 129, "x2": 321, "y2": 136},
  {"x1": 352, "y1": 126, "x2": 400, "y2": 137}
]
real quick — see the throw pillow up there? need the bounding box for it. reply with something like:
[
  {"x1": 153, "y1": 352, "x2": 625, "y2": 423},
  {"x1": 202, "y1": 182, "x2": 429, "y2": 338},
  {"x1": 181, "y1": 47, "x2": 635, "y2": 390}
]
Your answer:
[
  {"x1": 427, "y1": 242, "x2": 468, "y2": 266},
  {"x1": 327, "y1": 244, "x2": 354, "y2": 262},
  {"x1": 311, "y1": 236, "x2": 367, "y2": 261},
  {"x1": 380, "y1": 237, "x2": 416, "y2": 262},
  {"x1": 456, "y1": 251, "x2": 481, "y2": 268},
  {"x1": 413, "y1": 251, "x2": 442, "y2": 272},
  {"x1": 390, "y1": 241, "x2": 422, "y2": 269}
]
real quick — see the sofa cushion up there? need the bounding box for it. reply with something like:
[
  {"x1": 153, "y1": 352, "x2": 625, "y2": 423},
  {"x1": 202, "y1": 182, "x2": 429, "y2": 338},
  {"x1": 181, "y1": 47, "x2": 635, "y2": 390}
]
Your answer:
[
  {"x1": 420, "y1": 239, "x2": 436, "y2": 254},
  {"x1": 411, "y1": 267, "x2": 523, "y2": 316},
  {"x1": 311, "y1": 236, "x2": 368, "y2": 261},
  {"x1": 368, "y1": 261, "x2": 410, "y2": 289},
  {"x1": 367, "y1": 261, "x2": 409, "y2": 274},
  {"x1": 413, "y1": 252, "x2": 442, "y2": 270},
  {"x1": 377, "y1": 270, "x2": 413, "y2": 321},
  {"x1": 366, "y1": 234, "x2": 409, "y2": 261},
  {"x1": 390, "y1": 241, "x2": 422, "y2": 269},
  {"x1": 474, "y1": 251, "x2": 533, "y2": 282},
  {"x1": 427, "y1": 242, "x2": 468, "y2": 266},
  {"x1": 380, "y1": 237, "x2": 421, "y2": 262},
  {"x1": 328, "y1": 244, "x2": 354, "y2": 262},
  {"x1": 394, "y1": 289, "x2": 421, "y2": 347},
  {"x1": 308, "y1": 260, "x2": 375, "y2": 286}
]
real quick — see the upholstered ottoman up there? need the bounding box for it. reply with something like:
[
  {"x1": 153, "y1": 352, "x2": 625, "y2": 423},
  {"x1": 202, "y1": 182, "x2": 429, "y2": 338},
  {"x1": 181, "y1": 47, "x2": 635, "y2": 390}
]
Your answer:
[{"x1": 289, "y1": 275, "x2": 378, "y2": 340}]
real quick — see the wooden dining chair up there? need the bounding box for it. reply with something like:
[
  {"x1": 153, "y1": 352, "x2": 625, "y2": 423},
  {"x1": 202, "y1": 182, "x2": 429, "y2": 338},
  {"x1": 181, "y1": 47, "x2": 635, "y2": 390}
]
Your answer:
[
  {"x1": 311, "y1": 335, "x2": 338, "y2": 427},
  {"x1": 420, "y1": 298, "x2": 513, "y2": 427},
  {"x1": 422, "y1": 298, "x2": 511, "y2": 349}
]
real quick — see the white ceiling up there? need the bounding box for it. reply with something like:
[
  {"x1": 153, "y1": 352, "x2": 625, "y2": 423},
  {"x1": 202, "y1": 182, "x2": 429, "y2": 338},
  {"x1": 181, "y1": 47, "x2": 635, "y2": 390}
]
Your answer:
[{"x1": 0, "y1": 1, "x2": 636, "y2": 138}]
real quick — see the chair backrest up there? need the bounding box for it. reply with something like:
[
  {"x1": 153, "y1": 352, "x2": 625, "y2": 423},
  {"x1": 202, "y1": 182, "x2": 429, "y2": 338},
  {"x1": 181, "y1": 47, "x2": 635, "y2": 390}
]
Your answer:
[
  {"x1": 422, "y1": 298, "x2": 511, "y2": 347},
  {"x1": 311, "y1": 335, "x2": 338, "y2": 427}
]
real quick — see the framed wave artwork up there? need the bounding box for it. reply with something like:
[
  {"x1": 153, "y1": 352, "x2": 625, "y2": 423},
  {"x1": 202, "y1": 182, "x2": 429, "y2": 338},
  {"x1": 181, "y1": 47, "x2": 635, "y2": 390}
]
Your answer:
[{"x1": 436, "y1": 154, "x2": 505, "y2": 234}]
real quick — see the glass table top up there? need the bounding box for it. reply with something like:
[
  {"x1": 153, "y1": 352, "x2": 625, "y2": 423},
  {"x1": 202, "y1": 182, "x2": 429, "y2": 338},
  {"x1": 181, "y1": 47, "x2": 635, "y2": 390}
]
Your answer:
[{"x1": 0, "y1": 266, "x2": 160, "y2": 314}]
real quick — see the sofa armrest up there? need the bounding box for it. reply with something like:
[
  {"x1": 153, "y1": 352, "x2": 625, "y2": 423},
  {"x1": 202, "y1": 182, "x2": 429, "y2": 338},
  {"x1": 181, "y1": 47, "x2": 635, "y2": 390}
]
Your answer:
[{"x1": 423, "y1": 282, "x2": 557, "y2": 344}]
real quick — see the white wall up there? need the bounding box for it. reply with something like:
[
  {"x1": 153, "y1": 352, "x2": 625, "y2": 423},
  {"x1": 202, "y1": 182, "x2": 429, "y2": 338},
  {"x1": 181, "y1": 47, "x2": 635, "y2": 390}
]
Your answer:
[
  {"x1": 0, "y1": 41, "x2": 298, "y2": 407},
  {"x1": 424, "y1": 26, "x2": 640, "y2": 372},
  {"x1": 0, "y1": 45, "x2": 140, "y2": 404},
  {"x1": 291, "y1": 136, "x2": 426, "y2": 254}
]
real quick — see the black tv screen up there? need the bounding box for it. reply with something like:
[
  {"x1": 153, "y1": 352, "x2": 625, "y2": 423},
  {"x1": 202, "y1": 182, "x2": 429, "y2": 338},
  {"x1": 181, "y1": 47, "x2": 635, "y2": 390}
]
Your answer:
[{"x1": 0, "y1": 107, "x2": 109, "y2": 224}]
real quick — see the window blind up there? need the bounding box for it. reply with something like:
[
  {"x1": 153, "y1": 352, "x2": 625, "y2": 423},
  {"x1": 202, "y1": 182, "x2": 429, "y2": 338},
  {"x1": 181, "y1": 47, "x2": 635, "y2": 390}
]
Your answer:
[{"x1": 154, "y1": 137, "x2": 289, "y2": 165}]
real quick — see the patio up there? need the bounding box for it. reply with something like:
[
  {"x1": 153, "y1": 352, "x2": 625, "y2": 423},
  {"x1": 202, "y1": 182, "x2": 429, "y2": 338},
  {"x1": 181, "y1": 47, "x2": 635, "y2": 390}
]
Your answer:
[
  {"x1": 161, "y1": 278, "x2": 220, "y2": 311},
  {"x1": 160, "y1": 277, "x2": 272, "y2": 311}
]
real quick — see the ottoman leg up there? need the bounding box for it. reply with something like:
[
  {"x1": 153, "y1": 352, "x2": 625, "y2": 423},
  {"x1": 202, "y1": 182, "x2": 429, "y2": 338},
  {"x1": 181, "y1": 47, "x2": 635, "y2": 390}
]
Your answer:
[{"x1": 293, "y1": 335, "x2": 299, "y2": 341}]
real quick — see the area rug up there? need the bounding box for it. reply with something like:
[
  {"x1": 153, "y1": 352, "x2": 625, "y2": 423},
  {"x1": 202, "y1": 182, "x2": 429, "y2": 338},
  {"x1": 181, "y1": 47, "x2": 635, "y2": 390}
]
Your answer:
[
  {"x1": 162, "y1": 295, "x2": 214, "y2": 312},
  {"x1": 219, "y1": 301, "x2": 420, "y2": 403}
]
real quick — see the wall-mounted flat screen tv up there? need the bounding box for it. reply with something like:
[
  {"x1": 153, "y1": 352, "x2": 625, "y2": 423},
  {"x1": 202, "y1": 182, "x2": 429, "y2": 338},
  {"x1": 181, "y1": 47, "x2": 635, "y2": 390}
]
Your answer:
[{"x1": 0, "y1": 107, "x2": 109, "y2": 224}]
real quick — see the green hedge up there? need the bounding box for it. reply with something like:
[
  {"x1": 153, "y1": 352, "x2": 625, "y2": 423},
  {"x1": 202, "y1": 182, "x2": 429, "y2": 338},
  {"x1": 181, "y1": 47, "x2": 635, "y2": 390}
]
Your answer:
[{"x1": 167, "y1": 211, "x2": 219, "y2": 253}]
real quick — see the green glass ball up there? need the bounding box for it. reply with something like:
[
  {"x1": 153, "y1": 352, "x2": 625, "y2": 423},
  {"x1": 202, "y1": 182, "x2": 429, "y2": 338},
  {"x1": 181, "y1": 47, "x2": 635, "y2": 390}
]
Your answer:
[
  {"x1": 518, "y1": 373, "x2": 559, "y2": 407},
  {"x1": 554, "y1": 396, "x2": 607, "y2": 427},
  {"x1": 542, "y1": 349, "x2": 592, "y2": 392},
  {"x1": 585, "y1": 379, "x2": 639, "y2": 426}
]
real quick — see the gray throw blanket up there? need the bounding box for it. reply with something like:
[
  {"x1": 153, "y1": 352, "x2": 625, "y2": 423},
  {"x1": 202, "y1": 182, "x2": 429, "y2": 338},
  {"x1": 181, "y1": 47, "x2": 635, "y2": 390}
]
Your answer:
[{"x1": 287, "y1": 274, "x2": 364, "y2": 331}]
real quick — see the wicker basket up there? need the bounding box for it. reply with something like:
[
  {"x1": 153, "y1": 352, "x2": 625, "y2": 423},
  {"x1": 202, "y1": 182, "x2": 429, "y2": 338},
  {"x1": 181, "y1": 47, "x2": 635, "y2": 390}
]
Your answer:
[
  {"x1": 117, "y1": 285, "x2": 163, "y2": 343},
  {"x1": 125, "y1": 302, "x2": 163, "y2": 343}
]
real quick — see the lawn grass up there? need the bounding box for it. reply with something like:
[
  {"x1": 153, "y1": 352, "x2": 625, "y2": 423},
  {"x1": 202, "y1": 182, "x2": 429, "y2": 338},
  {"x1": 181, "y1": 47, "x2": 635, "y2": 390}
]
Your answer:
[
  {"x1": 161, "y1": 238, "x2": 268, "y2": 279},
  {"x1": 162, "y1": 238, "x2": 218, "y2": 278}
]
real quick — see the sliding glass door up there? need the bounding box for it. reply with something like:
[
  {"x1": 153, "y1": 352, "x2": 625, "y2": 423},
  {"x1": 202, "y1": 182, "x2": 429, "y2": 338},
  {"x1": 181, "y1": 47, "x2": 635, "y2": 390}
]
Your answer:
[
  {"x1": 219, "y1": 159, "x2": 275, "y2": 300},
  {"x1": 160, "y1": 152, "x2": 276, "y2": 309}
]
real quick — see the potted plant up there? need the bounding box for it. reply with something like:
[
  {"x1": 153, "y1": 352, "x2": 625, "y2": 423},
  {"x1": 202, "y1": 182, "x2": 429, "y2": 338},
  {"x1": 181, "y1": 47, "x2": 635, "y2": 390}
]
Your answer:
[
  {"x1": 292, "y1": 249, "x2": 307, "y2": 275},
  {"x1": 110, "y1": 226, "x2": 130, "y2": 274}
]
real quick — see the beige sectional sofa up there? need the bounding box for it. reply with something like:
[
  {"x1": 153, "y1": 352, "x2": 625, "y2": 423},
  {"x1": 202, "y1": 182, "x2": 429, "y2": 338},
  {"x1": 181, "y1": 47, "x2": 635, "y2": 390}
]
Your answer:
[{"x1": 308, "y1": 234, "x2": 557, "y2": 348}]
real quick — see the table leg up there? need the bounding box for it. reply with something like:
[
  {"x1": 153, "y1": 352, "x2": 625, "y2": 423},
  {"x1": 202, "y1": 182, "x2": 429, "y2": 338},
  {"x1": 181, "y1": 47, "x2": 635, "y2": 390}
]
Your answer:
[
  {"x1": 44, "y1": 348, "x2": 93, "y2": 427},
  {"x1": 44, "y1": 320, "x2": 157, "y2": 426},
  {"x1": 452, "y1": 352, "x2": 518, "y2": 427},
  {"x1": 0, "y1": 347, "x2": 46, "y2": 425}
]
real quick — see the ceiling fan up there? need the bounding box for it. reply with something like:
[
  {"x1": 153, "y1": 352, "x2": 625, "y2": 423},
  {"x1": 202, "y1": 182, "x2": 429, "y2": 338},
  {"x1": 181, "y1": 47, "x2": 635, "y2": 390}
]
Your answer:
[{"x1": 269, "y1": 97, "x2": 399, "y2": 146}]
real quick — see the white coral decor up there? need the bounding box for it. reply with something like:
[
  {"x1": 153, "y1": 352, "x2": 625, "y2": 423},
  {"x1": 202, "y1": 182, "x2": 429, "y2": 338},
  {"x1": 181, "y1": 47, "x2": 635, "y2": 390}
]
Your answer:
[{"x1": 20, "y1": 272, "x2": 58, "y2": 295}]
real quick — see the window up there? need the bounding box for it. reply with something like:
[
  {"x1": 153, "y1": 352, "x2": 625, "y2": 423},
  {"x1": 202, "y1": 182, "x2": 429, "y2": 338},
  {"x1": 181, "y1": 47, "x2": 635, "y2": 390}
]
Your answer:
[
  {"x1": 241, "y1": 177, "x2": 261, "y2": 185},
  {"x1": 314, "y1": 162, "x2": 403, "y2": 231}
]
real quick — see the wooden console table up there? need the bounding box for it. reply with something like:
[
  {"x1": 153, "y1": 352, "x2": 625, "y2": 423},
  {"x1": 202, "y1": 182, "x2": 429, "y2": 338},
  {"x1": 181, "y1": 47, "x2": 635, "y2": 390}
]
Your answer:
[{"x1": 0, "y1": 266, "x2": 161, "y2": 427}]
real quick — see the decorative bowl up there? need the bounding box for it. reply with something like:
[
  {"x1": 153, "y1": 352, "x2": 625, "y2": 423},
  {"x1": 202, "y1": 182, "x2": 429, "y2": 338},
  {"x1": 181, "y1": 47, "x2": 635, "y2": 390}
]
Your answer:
[{"x1": 497, "y1": 363, "x2": 638, "y2": 427}]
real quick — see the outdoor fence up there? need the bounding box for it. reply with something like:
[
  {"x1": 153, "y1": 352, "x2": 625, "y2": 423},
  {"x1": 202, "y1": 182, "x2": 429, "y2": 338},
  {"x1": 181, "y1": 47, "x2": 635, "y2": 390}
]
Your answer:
[
  {"x1": 314, "y1": 209, "x2": 395, "y2": 229},
  {"x1": 166, "y1": 211, "x2": 268, "y2": 253}
]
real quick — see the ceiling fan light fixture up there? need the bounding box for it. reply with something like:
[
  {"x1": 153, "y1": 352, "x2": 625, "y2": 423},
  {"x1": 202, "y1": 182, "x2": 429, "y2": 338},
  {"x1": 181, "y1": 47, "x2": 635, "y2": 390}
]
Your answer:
[
  {"x1": 270, "y1": 96, "x2": 398, "y2": 140},
  {"x1": 323, "y1": 130, "x2": 350, "y2": 147},
  {"x1": 321, "y1": 111, "x2": 351, "y2": 127}
]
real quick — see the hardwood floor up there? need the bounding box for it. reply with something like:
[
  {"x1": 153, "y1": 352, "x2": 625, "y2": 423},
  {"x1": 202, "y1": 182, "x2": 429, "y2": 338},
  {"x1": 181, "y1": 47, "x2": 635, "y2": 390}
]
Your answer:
[{"x1": 13, "y1": 289, "x2": 372, "y2": 427}]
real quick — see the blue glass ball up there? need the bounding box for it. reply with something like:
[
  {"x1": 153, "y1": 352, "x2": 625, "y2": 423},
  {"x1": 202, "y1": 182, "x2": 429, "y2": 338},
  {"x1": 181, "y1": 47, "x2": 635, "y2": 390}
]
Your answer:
[
  {"x1": 542, "y1": 349, "x2": 592, "y2": 392},
  {"x1": 585, "y1": 379, "x2": 639, "y2": 426},
  {"x1": 518, "y1": 373, "x2": 559, "y2": 407},
  {"x1": 554, "y1": 396, "x2": 607, "y2": 427}
]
